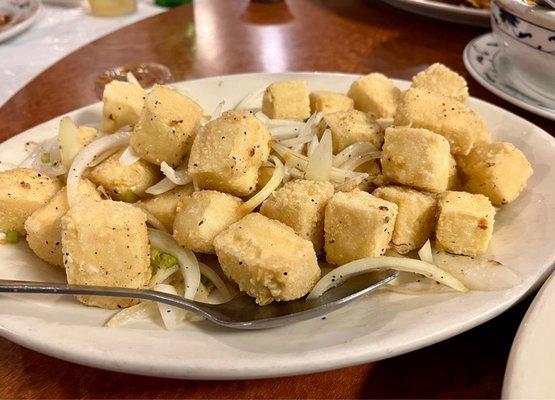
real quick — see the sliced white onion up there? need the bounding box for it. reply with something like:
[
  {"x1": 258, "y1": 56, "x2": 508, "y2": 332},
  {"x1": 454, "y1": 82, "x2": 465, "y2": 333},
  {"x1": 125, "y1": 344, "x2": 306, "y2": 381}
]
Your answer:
[
  {"x1": 340, "y1": 152, "x2": 382, "y2": 172},
  {"x1": 269, "y1": 126, "x2": 301, "y2": 140},
  {"x1": 105, "y1": 301, "x2": 158, "y2": 328},
  {"x1": 67, "y1": 131, "x2": 132, "y2": 207},
  {"x1": 210, "y1": 101, "x2": 225, "y2": 121},
  {"x1": 333, "y1": 174, "x2": 368, "y2": 192},
  {"x1": 235, "y1": 87, "x2": 266, "y2": 110},
  {"x1": 148, "y1": 228, "x2": 200, "y2": 300},
  {"x1": 149, "y1": 265, "x2": 180, "y2": 288},
  {"x1": 0, "y1": 161, "x2": 18, "y2": 172},
  {"x1": 306, "y1": 134, "x2": 319, "y2": 157},
  {"x1": 432, "y1": 250, "x2": 521, "y2": 291},
  {"x1": 96, "y1": 185, "x2": 111, "y2": 200},
  {"x1": 87, "y1": 148, "x2": 118, "y2": 167},
  {"x1": 307, "y1": 256, "x2": 468, "y2": 299},
  {"x1": 119, "y1": 145, "x2": 141, "y2": 166},
  {"x1": 59, "y1": 117, "x2": 84, "y2": 169},
  {"x1": 199, "y1": 262, "x2": 232, "y2": 302},
  {"x1": 278, "y1": 135, "x2": 314, "y2": 148},
  {"x1": 256, "y1": 111, "x2": 304, "y2": 127},
  {"x1": 386, "y1": 271, "x2": 445, "y2": 295},
  {"x1": 333, "y1": 142, "x2": 378, "y2": 167},
  {"x1": 241, "y1": 155, "x2": 284, "y2": 214},
  {"x1": 146, "y1": 177, "x2": 176, "y2": 195},
  {"x1": 139, "y1": 208, "x2": 168, "y2": 232},
  {"x1": 292, "y1": 112, "x2": 324, "y2": 153},
  {"x1": 126, "y1": 72, "x2": 142, "y2": 88},
  {"x1": 305, "y1": 129, "x2": 333, "y2": 182},
  {"x1": 418, "y1": 240, "x2": 434, "y2": 264},
  {"x1": 154, "y1": 283, "x2": 185, "y2": 330},
  {"x1": 160, "y1": 162, "x2": 192, "y2": 185},
  {"x1": 38, "y1": 161, "x2": 66, "y2": 177}
]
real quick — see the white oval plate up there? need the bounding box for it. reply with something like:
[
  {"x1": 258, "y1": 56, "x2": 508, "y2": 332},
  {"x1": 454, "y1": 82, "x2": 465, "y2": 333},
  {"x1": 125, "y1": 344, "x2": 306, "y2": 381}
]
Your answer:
[
  {"x1": 0, "y1": 0, "x2": 41, "y2": 43},
  {"x1": 0, "y1": 72, "x2": 554, "y2": 380},
  {"x1": 377, "y1": 0, "x2": 489, "y2": 27},
  {"x1": 503, "y1": 272, "x2": 555, "y2": 399}
]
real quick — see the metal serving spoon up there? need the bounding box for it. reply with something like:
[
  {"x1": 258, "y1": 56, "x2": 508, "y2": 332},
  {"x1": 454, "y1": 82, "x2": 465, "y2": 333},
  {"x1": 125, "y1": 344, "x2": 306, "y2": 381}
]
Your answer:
[{"x1": 0, "y1": 271, "x2": 397, "y2": 329}]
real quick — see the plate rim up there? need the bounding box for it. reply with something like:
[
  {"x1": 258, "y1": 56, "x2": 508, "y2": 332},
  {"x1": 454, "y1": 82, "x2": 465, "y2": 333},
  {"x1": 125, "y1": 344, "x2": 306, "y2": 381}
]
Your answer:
[
  {"x1": 0, "y1": 0, "x2": 42, "y2": 43},
  {"x1": 463, "y1": 32, "x2": 555, "y2": 121},
  {"x1": 1, "y1": 71, "x2": 555, "y2": 380}
]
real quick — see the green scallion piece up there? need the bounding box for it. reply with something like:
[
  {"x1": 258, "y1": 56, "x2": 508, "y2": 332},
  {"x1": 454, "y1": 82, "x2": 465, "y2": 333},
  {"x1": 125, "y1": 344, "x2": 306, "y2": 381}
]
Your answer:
[{"x1": 5, "y1": 230, "x2": 19, "y2": 244}]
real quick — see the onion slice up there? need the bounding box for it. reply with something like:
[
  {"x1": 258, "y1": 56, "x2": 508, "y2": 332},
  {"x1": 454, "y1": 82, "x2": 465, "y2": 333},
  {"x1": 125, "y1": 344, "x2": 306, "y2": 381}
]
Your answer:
[
  {"x1": 126, "y1": 72, "x2": 142, "y2": 88},
  {"x1": 148, "y1": 229, "x2": 200, "y2": 300},
  {"x1": 154, "y1": 284, "x2": 185, "y2": 330},
  {"x1": 160, "y1": 162, "x2": 191, "y2": 185},
  {"x1": 235, "y1": 86, "x2": 266, "y2": 110},
  {"x1": 149, "y1": 265, "x2": 180, "y2": 288},
  {"x1": 105, "y1": 301, "x2": 158, "y2": 328},
  {"x1": 241, "y1": 156, "x2": 284, "y2": 214},
  {"x1": 333, "y1": 142, "x2": 379, "y2": 167},
  {"x1": 305, "y1": 129, "x2": 333, "y2": 182},
  {"x1": 211, "y1": 101, "x2": 225, "y2": 121},
  {"x1": 307, "y1": 256, "x2": 468, "y2": 299},
  {"x1": 418, "y1": 240, "x2": 434, "y2": 264},
  {"x1": 67, "y1": 131, "x2": 132, "y2": 207},
  {"x1": 59, "y1": 117, "x2": 84, "y2": 169},
  {"x1": 199, "y1": 262, "x2": 232, "y2": 302},
  {"x1": 146, "y1": 177, "x2": 176, "y2": 195},
  {"x1": 119, "y1": 145, "x2": 141, "y2": 166},
  {"x1": 340, "y1": 152, "x2": 381, "y2": 171}
]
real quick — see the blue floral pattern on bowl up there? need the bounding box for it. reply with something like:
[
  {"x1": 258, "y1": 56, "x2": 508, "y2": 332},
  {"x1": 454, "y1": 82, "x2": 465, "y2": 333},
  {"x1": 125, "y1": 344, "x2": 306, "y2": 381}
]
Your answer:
[{"x1": 491, "y1": 0, "x2": 555, "y2": 54}]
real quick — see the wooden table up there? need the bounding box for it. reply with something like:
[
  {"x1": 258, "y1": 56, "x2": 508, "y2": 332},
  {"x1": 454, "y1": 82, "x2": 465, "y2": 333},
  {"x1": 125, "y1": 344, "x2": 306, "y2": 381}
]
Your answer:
[{"x1": 0, "y1": 0, "x2": 552, "y2": 398}]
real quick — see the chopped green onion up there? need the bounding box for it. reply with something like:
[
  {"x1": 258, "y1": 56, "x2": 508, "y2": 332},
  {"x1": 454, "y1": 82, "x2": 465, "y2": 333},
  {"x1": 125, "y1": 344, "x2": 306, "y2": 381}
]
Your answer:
[
  {"x1": 120, "y1": 189, "x2": 139, "y2": 203},
  {"x1": 150, "y1": 248, "x2": 179, "y2": 269},
  {"x1": 6, "y1": 230, "x2": 19, "y2": 244},
  {"x1": 41, "y1": 153, "x2": 51, "y2": 164}
]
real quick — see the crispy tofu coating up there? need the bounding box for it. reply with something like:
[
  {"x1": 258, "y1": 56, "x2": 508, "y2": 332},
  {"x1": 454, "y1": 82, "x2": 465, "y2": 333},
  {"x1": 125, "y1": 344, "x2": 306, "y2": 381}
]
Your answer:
[
  {"x1": 131, "y1": 85, "x2": 203, "y2": 167},
  {"x1": 411, "y1": 63, "x2": 469, "y2": 103},
  {"x1": 173, "y1": 190, "x2": 244, "y2": 254},
  {"x1": 188, "y1": 110, "x2": 271, "y2": 196},
  {"x1": 102, "y1": 80, "x2": 146, "y2": 133},
  {"x1": 373, "y1": 186, "x2": 436, "y2": 254},
  {"x1": 62, "y1": 199, "x2": 151, "y2": 309},
  {"x1": 347, "y1": 73, "x2": 401, "y2": 118},
  {"x1": 262, "y1": 81, "x2": 311, "y2": 120},
  {"x1": 25, "y1": 180, "x2": 101, "y2": 267},
  {"x1": 88, "y1": 149, "x2": 162, "y2": 200},
  {"x1": 260, "y1": 179, "x2": 334, "y2": 252},
  {"x1": 136, "y1": 185, "x2": 194, "y2": 232},
  {"x1": 318, "y1": 109, "x2": 382, "y2": 154},
  {"x1": 309, "y1": 91, "x2": 354, "y2": 114},
  {"x1": 458, "y1": 142, "x2": 533, "y2": 206},
  {"x1": 381, "y1": 127, "x2": 451, "y2": 193},
  {"x1": 436, "y1": 191, "x2": 495, "y2": 257},
  {"x1": 395, "y1": 88, "x2": 490, "y2": 155},
  {"x1": 214, "y1": 213, "x2": 320, "y2": 305},
  {"x1": 0, "y1": 168, "x2": 61, "y2": 234},
  {"x1": 324, "y1": 189, "x2": 398, "y2": 265}
]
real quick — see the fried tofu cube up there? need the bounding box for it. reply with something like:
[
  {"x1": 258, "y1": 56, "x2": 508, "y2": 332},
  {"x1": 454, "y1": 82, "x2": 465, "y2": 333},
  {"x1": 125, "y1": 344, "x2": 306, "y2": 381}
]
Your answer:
[
  {"x1": 188, "y1": 110, "x2": 271, "y2": 196},
  {"x1": 347, "y1": 73, "x2": 401, "y2": 118},
  {"x1": 262, "y1": 81, "x2": 310, "y2": 120},
  {"x1": 0, "y1": 168, "x2": 61, "y2": 234},
  {"x1": 256, "y1": 166, "x2": 275, "y2": 190},
  {"x1": 372, "y1": 186, "x2": 436, "y2": 254},
  {"x1": 214, "y1": 213, "x2": 320, "y2": 305},
  {"x1": 260, "y1": 179, "x2": 334, "y2": 251},
  {"x1": 25, "y1": 180, "x2": 101, "y2": 267},
  {"x1": 394, "y1": 88, "x2": 490, "y2": 155},
  {"x1": 458, "y1": 142, "x2": 533, "y2": 206},
  {"x1": 131, "y1": 85, "x2": 203, "y2": 167},
  {"x1": 411, "y1": 63, "x2": 469, "y2": 103},
  {"x1": 136, "y1": 185, "x2": 194, "y2": 232},
  {"x1": 309, "y1": 91, "x2": 354, "y2": 114},
  {"x1": 317, "y1": 110, "x2": 382, "y2": 154},
  {"x1": 78, "y1": 126, "x2": 99, "y2": 146},
  {"x1": 62, "y1": 200, "x2": 151, "y2": 309},
  {"x1": 324, "y1": 189, "x2": 398, "y2": 265},
  {"x1": 173, "y1": 190, "x2": 244, "y2": 254},
  {"x1": 88, "y1": 149, "x2": 162, "y2": 200},
  {"x1": 436, "y1": 191, "x2": 495, "y2": 257},
  {"x1": 102, "y1": 81, "x2": 146, "y2": 133},
  {"x1": 381, "y1": 127, "x2": 451, "y2": 193},
  {"x1": 447, "y1": 154, "x2": 461, "y2": 190}
]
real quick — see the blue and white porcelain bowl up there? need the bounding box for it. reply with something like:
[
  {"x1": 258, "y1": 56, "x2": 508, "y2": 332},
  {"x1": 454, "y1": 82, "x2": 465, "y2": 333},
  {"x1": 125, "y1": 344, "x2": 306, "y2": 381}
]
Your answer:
[{"x1": 491, "y1": 0, "x2": 555, "y2": 100}]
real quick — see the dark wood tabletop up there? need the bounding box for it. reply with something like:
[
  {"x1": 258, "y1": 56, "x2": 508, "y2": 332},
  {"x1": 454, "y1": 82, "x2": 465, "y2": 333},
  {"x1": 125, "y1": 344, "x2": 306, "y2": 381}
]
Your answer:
[{"x1": 0, "y1": 0, "x2": 553, "y2": 398}]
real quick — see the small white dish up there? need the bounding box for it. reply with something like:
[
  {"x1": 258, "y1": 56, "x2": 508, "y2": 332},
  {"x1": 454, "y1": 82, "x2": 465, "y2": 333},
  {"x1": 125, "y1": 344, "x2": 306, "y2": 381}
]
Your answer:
[
  {"x1": 1, "y1": 72, "x2": 555, "y2": 379},
  {"x1": 503, "y1": 272, "x2": 555, "y2": 399},
  {"x1": 0, "y1": 0, "x2": 42, "y2": 43},
  {"x1": 463, "y1": 32, "x2": 555, "y2": 121},
  {"x1": 378, "y1": 0, "x2": 489, "y2": 27}
]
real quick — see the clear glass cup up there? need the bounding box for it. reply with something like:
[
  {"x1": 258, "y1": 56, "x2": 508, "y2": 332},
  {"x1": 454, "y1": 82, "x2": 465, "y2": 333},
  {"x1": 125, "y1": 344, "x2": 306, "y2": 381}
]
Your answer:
[{"x1": 88, "y1": 0, "x2": 138, "y2": 17}]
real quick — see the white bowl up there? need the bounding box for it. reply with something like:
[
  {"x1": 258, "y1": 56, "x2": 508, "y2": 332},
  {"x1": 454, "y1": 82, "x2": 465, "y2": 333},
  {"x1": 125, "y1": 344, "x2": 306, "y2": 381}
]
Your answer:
[{"x1": 491, "y1": 0, "x2": 555, "y2": 101}]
